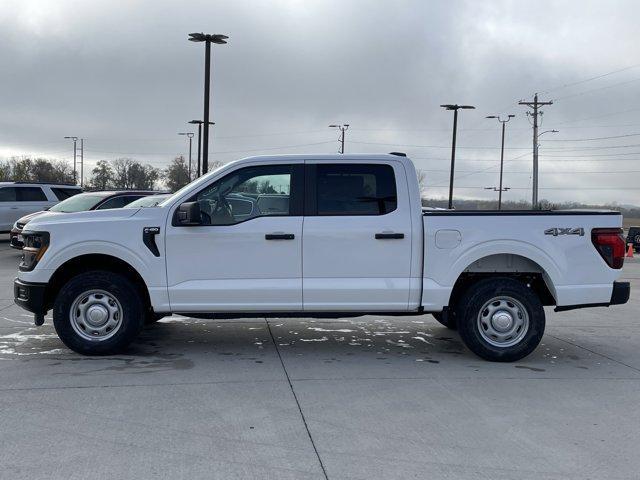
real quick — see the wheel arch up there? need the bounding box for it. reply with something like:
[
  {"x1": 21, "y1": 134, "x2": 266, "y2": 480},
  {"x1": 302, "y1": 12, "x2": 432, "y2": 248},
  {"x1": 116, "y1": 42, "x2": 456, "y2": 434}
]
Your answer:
[
  {"x1": 44, "y1": 254, "x2": 151, "y2": 313},
  {"x1": 448, "y1": 253, "x2": 557, "y2": 308}
]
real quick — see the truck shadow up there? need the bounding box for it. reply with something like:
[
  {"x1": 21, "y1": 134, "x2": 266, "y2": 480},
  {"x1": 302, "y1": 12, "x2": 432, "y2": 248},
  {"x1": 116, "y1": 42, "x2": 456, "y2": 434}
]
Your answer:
[{"x1": 0, "y1": 316, "x2": 609, "y2": 374}]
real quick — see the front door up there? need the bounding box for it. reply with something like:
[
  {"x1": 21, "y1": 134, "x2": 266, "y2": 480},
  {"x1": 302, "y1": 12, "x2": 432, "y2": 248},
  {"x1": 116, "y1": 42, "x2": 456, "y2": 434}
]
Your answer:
[
  {"x1": 165, "y1": 162, "x2": 304, "y2": 312},
  {"x1": 302, "y1": 161, "x2": 413, "y2": 311}
]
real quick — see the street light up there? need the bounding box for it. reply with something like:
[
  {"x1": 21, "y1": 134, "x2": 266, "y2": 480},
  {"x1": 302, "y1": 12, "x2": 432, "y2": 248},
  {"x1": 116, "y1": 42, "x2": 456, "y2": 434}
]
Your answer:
[
  {"x1": 329, "y1": 124, "x2": 349, "y2": 154},
  {"x1": 178, "y1": 132, "x2": 195, "y2": 181},
  {"x1": 440, "y1": 104, "x2": 475, "y2": 209},
  {"x1": 188, "y1": 32, "x2": 228, "y2": 175},
  {"x1": 188, "y1": 120, "x2": 215, "y2": 178},
  {"x1": 533, "y1": 129, "x2": 559, "y2": 207},
  {"x1": 486, "y1": 114, "x2": 515, "y2": 210},
  {"x1": 64, "y1": 136, "x2": 78, "y2": 184}
]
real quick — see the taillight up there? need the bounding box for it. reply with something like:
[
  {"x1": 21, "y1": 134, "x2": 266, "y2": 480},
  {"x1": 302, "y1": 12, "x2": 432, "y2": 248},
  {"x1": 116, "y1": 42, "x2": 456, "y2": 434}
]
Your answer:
[{"x1": 591, "y1": 228, "x2": 625, "y2": 269}]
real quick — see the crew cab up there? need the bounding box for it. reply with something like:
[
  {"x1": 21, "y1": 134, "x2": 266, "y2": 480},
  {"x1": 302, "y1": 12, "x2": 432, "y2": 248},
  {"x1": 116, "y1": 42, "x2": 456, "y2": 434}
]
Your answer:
[{"x1": 13, "y1": 154, "x2": 630, "y2": 361}]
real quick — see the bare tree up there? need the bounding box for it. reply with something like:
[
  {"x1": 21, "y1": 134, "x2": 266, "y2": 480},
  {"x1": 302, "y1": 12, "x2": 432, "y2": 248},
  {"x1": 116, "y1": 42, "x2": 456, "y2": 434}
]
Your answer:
[{"x1": 416, "y1": 169, "x2": 427, "y2": 197}]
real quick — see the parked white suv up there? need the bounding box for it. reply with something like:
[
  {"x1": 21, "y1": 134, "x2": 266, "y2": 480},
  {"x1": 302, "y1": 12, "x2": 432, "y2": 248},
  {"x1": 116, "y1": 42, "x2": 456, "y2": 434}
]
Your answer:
[{"x1": 0, "y1": 182, "x2": 82, "y2": 232}]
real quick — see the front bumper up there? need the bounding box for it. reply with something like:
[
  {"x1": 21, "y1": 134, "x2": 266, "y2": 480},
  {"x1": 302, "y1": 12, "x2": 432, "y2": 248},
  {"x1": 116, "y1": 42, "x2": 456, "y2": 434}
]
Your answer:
[
  {"x1": 555, "y1": 281, "x2": 630, "y2": 312},
  {"x1": 14, "y1": 278, "x2": 47, "y2": 315},
  {"x1": 9, "y1": 228, "x2": 24, "y2": 249}
]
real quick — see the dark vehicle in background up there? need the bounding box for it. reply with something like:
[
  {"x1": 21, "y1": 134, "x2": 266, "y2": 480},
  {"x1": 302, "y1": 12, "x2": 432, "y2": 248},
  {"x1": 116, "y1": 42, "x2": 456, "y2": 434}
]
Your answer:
[
  {"x1": 627, "y1": 226, "x2": 640, "y2": 253},
  {"x1": 123, "y1": 193, "x2": 171, "y2": 209},
  {"x1": 10, "y1": 190, "x2": 160, "y2": 249}
]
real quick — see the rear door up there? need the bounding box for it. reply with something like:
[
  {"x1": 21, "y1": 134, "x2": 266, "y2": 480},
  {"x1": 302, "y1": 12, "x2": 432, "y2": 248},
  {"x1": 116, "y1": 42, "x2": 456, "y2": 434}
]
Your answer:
[
  {"x1": 15, "y1": 187, "x2": 50, "y2": 223},
  {"x1": 0, "y1": 187, "x2": 18, "y2": 230},
  {"x1": 302, "y1": 161, "x2": 413, "y2": 311}
]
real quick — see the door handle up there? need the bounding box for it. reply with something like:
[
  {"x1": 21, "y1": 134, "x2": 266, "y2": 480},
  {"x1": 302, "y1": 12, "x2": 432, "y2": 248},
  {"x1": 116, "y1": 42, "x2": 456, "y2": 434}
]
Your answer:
[
  {"x1": 375, "y1": 232, "x2": 404, "y2": 240},
  {"x1": 265, "y1": 233, "x2": 295, "y2": 240}
]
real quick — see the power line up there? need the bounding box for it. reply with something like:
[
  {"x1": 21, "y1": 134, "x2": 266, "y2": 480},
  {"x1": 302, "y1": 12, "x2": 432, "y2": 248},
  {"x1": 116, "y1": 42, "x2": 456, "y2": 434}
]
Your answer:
[
  {"x1": 539, "y1": 63, "x2": 640, "y2": 95},
  {"x1": 553, "y1": 76, "x2": 640, "y2": 101},
  {"x1": 544, "y1": 132, "x2": 640, "y2": 142}
]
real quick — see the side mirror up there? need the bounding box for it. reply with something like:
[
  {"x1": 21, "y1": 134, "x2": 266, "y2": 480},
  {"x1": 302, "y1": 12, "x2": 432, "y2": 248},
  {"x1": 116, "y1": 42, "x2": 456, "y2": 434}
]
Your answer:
[{"x1": 176, "y1": 202, "x2": 202, "y2": 225}]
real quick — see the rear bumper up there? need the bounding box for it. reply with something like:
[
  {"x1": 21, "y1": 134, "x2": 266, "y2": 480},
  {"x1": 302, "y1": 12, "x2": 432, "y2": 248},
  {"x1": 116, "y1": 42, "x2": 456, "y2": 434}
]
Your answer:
[
  {"x1": 14, "y1": 278, "x2": 47, "y2": 315},
  {"x1": 555, "y1": 281, "x2": 630, "y2": 312},
  {"x1": 610, "y1": 281, "x2": 630, "y2": 306}
]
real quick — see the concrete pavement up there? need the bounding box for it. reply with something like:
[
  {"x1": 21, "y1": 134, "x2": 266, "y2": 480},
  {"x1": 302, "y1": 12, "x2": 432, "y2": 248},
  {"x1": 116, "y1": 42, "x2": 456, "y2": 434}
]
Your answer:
[{"x1": 0, "y1": 236, "x2": 638, "y2": 479}]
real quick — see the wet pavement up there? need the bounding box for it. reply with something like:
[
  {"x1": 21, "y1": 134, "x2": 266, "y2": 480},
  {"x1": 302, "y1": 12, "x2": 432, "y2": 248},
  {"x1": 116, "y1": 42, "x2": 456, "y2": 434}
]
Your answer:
[{"x1": 0, "y1": 235, "x2": 639, "y2": 479}]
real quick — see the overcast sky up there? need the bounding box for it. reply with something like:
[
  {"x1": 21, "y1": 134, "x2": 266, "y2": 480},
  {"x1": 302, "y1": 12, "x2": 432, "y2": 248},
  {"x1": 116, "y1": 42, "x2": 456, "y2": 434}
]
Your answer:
[{"x1": 2, "y1": 0, "x2": 640, "y2": 204}]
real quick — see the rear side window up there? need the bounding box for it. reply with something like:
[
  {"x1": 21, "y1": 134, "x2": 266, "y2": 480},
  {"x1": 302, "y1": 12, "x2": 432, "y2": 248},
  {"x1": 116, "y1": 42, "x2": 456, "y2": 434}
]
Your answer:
[
  {"x1": 51, "y1": 187, "x2": 81, "y2": 200},
  {"x1": 0, "y1": 187, "x2": 16, "y2": 202},
  {"x1": 17, "y1": 187, "x2": 47, "y2": 201},
  {"x1": 316, "y1": 164, "x2": 397, "y2": 216},
  {"x1": 97, "y1": 195, "x2": 144, "y2": 210}
]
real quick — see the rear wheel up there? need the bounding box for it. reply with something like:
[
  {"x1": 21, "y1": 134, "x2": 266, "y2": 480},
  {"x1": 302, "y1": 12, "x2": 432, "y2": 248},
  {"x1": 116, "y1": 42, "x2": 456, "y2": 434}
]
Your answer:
[
  {"x1": 53, "y1": 271, "x2": 144, "y2": 355},
  {"x1": 456, "y1": 277, "x2": 545, "y2": 362}
]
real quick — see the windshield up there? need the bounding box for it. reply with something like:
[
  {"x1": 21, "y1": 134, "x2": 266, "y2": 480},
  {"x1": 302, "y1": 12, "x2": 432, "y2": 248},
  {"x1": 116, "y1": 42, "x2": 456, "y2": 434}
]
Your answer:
[
  {"x1": 158, "y1": 162, "x2": 228, "y2": 207},
  {"x1": 124, "y1": 194, "x2": 170, "y2": 208},
  {"x1": 49, "y1": 193, "x2": 107, "y2": 213}
]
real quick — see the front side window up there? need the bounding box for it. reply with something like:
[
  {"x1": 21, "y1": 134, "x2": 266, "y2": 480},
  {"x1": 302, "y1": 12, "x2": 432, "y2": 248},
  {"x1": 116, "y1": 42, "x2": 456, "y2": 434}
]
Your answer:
[
  {"x1": 316, "y1": 164, "x2": 397, "y2": 215},
  {"x1": 17, "y1": 187, "x2": 47, "y2": 202},
  {"x1": 191, "y1": 165, "x2": 293, "y2": 225}
]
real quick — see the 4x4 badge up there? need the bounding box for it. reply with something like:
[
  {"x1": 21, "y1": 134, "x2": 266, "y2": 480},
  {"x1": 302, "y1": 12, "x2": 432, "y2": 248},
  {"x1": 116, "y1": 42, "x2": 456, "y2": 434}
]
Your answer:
[{"x1": 544, "y1": 227, "x2": 584, "y2": 236}]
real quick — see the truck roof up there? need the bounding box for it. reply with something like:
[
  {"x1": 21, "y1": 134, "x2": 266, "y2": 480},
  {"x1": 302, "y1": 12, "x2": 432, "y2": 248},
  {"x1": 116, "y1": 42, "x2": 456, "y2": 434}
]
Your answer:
[{"x1": 237, "y1": 153, "x2": 411, "y2": 162}]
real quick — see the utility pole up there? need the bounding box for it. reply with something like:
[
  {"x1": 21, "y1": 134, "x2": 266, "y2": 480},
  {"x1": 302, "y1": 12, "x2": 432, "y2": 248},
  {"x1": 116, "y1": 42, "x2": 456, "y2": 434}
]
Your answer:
[
  {"x1": 64, "y1": 136, "x2": 78, "y2": 185},
  {"x1": 440, "y1": 104, "x2": 475, "y2": 209},
  {"x1": 329, "y1": 124, "x2": 349, "y2": 153},
  {"x1": 189, "y1": 120, "x2": 215, "y2": 178},
  {"x1": 486, "y1": 114, "x2": 514, "y2": 210},
  {"x1": 519, "y1": 94, "x2": 552, "y2": 208},
  {"x1": 80, "y1": 138, "x2": 84, "y2": 187}
]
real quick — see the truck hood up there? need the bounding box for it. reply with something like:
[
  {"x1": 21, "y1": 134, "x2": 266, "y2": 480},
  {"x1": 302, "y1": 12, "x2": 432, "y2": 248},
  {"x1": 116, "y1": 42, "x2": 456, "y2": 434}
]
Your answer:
[{"x1": 24, "y1": 208, "x2": 140, "y2": 231}]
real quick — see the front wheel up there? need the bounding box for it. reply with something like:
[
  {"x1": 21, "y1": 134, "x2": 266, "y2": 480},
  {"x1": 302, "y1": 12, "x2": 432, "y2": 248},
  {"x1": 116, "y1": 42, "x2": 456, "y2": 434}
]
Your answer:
[
  {"x1": 53, "y1": 271, "x2": 144, "y2": 355},
  {"x1": 456, "y1": 277, "x2": 545, "y2": 362}
]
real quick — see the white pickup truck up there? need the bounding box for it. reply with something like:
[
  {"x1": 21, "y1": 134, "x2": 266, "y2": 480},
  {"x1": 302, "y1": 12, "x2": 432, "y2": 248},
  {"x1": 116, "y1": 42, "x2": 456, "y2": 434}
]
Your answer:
[{"x1": 14, "y1": 153, "x2": 630, "y2": 361}]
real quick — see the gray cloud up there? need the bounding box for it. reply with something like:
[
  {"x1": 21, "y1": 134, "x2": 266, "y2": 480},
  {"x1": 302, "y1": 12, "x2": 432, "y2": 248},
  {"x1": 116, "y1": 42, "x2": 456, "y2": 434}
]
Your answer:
[{"x1": 1, "y1": 0, "x2": 640, "y2": 204}]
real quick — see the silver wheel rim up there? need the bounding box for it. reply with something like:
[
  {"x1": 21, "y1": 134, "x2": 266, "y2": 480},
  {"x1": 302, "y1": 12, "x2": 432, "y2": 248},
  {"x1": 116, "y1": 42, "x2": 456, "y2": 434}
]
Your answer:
[
  {"x1": 477, "y1": 296, "x2": 529, "y2": 348},
  {"x1": 70, "y1": 289, "x2": 123, "y2": 341}
]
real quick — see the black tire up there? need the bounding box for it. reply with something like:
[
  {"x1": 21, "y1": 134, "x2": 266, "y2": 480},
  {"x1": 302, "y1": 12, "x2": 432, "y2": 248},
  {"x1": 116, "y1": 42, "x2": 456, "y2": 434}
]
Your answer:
[
  {"x1": 456, "y1": 277, "x2": 545, "y2": 362},
  {"x1": 53, "y1": 271, "x2": 144, "y2": 355},
  {"x1": 432, "y1": 310, "x2": 457, "y2": 330}
]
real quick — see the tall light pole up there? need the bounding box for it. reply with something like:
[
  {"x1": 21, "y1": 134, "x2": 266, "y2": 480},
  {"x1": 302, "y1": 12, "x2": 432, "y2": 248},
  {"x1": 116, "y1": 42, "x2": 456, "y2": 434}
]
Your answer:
[
  {"x1": 178, "y1": 132, "x2": 195, "y2": 181},
  {"x1": 329, "y1": 124, "x2": 349, "y2": 154},
  {"x1": 189, "y1": 120, "x2": 215, "y2": 178},
  {"x1": 64, "y1": 136, "x2": 78, "y2": 184},
  {"x1": 535, "y1": 129, "x2": 559, "y2": 206},
  {"x1": 440, "y1": 104, "x2": 475, "y2": 209},
  {"x1": 486, "y1": 114, "x2": 515, "y2": 210},
  {"x1": 188, "y1": 32, "x2": 228, "y2": 175}
]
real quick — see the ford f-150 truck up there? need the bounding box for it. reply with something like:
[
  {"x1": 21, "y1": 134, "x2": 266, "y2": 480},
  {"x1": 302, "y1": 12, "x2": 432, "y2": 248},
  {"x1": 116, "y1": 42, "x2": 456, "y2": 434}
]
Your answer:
[{"x1": 13, "y1": 153, "x2": 630, "y2": 361}]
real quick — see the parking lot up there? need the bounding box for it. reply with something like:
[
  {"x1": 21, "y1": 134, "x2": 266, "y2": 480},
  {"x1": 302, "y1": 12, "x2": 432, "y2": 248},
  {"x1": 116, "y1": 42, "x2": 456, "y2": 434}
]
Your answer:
[{"x1": 0, "y1": 236, "x2": 638, "y2": 480}]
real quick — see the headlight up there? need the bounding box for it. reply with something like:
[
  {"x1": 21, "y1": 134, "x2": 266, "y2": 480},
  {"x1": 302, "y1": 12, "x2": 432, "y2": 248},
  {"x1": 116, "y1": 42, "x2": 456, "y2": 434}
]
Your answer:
[{"x1": 19, "y1": 231, "x2": 50, "y2": 272}]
